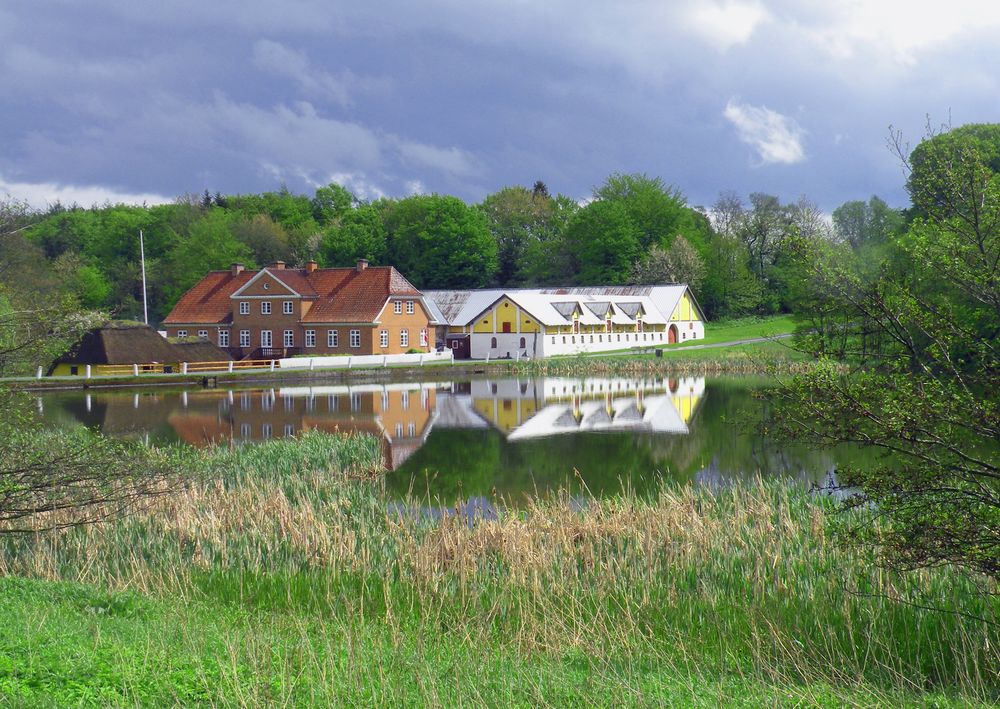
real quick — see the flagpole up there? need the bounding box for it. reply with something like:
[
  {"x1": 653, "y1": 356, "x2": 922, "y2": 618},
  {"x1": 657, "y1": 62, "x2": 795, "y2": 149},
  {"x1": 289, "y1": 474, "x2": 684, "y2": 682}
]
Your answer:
[{"x1": 139, "y1": 229, "x2": 149, "y2": 325}]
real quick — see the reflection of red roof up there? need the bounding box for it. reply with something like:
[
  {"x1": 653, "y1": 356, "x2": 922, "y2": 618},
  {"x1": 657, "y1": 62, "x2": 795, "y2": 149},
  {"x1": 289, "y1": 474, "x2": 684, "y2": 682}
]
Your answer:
[{"x1": 164, "y1": 266, "x2": 421, "y2": 325}]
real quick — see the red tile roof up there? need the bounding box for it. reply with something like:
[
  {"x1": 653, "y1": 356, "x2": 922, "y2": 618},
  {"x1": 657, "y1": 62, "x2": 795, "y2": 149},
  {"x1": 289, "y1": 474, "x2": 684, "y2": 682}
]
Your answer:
[{"x1": 163, "y1": 266, "x2": 421, "y2": 325}]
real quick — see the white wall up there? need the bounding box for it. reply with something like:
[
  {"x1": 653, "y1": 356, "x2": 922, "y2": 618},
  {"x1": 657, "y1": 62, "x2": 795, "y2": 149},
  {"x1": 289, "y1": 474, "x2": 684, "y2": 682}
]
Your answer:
[{"x1": 279, "y1": 349, "x2": 454, "y2": 370}]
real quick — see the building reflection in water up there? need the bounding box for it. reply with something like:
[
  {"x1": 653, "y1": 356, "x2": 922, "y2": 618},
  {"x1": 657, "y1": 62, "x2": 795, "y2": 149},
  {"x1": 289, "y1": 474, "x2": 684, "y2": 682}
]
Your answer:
[{"x1": 38, "y1": 376, "x2": 705, "y2": 471}]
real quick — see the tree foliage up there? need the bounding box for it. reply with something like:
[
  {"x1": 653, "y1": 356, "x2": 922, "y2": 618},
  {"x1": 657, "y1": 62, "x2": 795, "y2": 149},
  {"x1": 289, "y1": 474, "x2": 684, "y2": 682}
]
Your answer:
[{"x1": 773, "y1": 124, "x2": 1000, "y2": 579}]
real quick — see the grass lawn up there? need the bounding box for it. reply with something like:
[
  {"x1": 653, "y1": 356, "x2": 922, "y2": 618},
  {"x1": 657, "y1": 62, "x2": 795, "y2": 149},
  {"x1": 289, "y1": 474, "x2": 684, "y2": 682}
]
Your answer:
[{"x1": 672, "y1": 313, "x2": 798, "y2": 348}]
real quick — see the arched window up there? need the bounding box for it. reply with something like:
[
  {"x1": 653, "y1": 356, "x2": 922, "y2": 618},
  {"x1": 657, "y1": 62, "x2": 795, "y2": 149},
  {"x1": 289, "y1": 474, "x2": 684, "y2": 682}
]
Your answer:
[
  {"x1": 519, "y1": 337, "x2": 526, "y2": 348},
  {"x1": 491, "y1": 336, "x2": 498, "y2": 348}
]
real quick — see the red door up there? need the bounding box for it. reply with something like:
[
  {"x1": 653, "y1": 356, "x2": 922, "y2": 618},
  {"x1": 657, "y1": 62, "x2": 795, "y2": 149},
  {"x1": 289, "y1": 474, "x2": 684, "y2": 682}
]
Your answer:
[
  {"x1": 668, "y1": 325, "x2": 678, "y2": 344},
  {"x1": 502, "y1": 322, "x2": 512, "y2": 333}
]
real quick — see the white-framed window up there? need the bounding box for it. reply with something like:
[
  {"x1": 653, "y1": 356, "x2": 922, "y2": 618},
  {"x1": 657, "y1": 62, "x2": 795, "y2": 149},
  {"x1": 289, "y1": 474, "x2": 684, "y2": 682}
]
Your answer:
[
  {"x1": 379, "y1": 330, "x2": 389, "y2": 348},
  {"x1": 283, "y1": 329, "x2": 294, "y2": 347},
  {"x1": 197, "y1": 329, "x2": 208, "y2": 339},
  {"x1": 261, "y1": 392, "x2": 273, "y2": 411},
  {"x1": 394, "y1": 300, "x2": 402, "y2": 314},
  {"x1": 261, "y1": 330, "x2": 272, "y2": 348},
  {"x1": 420, "y1": 328, "x2": 428, "y2": 347},
  {"x1": 283, "y1": 301, "x2": 294, "y2": 315},
  {"x1": 350, "y1": 393, "x2": 361, "y2": 411},
  {"x1": 401, "y1": 391, "x2": 409, "y2": 410},
  {"x1": 305, "y1": 330, "x2": 316, "y2": 347},
  {"x1": 177, "y1": 329, "x2": 187, "y2": 337},
  {"x1": 400, "y1": 329, "x2": 409, "y2": 348},
  {"x1": 262, "y1": 423, "x2": 272, "y2": 439},
  {"x1": 408, "y1": 422, "x2": 415, "y2": 437},
  {"x1": 327, "y1": 329, "x2": 338, "y2": 348},
  {"x1": 219, "y1": 330, "x2": 230, "y2": 348},
  {"x1": 283, "y1": 395, "x2": 293, "y2": 411},
  {"x1": 349, "y1": 329, "x2": 361, "y2": 348},
  {"x1": 239, "y1": 301, "x2": 249, "y2": 315},
  {"x1": 283, "y1": 423, "x2": 294, "y2": 437},
  {"x1": 240, "y1": 423, "x2": 251, "y2": 438},
  {"x1": 406, "y1": 300, "x2": 414, "y2": 314},
  {"x1": 395, "y1": 423, "x2": 403, "y2": 438},
  {"x1": 261, "y1": 301, "x2": 271, "y2": 315},
  {"x1": 240, "y1": 329, "x2": 250, "y2": 348}
]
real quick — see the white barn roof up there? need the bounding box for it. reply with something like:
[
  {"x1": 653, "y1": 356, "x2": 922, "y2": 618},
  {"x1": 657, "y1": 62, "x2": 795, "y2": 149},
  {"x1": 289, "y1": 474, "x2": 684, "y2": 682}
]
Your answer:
[{"x1": 423, "y1": 284, "x2": 697, "y2": 328}]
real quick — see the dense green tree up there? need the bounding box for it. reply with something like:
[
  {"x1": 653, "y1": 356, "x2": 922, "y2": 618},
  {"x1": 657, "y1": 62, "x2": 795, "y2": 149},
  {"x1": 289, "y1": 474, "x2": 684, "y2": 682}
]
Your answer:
[
  {"x1": 563, "y1": 200, "x2": 641, "y2": 285},
  {"x1": 832, "y1": 196, "x2": 903, "y2": 249},
  {"x1": 162, "y1": 210, "x2": 254, "y2": 306},
  {"x1": 321, "y1": 202, "x2": 388, "y2": 267},
  {"x1": 593, "y1": 172, "x2": 690, "y2": 251},
  {"x1": 479, "y1": 185, "x2": 567, "y2": 286},
  {"x1": 383, "y1": 195, "x2": 497, "y2": 288}
]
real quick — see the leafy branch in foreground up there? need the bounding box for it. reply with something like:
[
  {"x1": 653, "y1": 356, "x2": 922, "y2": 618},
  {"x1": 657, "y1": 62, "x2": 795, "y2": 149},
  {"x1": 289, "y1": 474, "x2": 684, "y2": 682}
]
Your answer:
[{"x1": 772, "y1": 123, "x2": 1000, "y2": 579}]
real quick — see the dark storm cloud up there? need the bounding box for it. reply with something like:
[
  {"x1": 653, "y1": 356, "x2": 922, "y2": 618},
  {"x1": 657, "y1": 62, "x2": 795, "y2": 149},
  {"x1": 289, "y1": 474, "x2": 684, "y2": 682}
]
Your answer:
[{"x1": 2, "y1": 1, "x2": 999, "y2": 209}]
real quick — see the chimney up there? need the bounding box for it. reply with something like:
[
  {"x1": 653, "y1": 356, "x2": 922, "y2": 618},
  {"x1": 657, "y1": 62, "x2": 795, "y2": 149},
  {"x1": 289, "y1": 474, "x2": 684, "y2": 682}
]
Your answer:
[
  {"x1": 356, "y1": 258, "x2": 369, "y2": 272},
  {"x1": 270, "y1": 260, "x2": 286, "y2": 270},
  {"x1": 231, "y1": 263, "x2": 245, "y2": 275},
  {"x1": 305, "y1": 260, "x2": 318, "y2": 274}
]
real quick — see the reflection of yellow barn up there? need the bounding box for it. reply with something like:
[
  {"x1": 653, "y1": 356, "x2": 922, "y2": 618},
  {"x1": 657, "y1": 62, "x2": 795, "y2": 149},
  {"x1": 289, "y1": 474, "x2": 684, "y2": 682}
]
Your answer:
[{"x1": 424, "y1": 285, "x2": 705, "y2": 359}]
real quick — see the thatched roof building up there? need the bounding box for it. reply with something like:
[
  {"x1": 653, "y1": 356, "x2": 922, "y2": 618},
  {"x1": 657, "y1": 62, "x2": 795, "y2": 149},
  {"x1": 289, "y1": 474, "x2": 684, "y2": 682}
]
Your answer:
[
  {"x1": 48, "y1": 321, "x2": 180, "y2": 375},
  {"x1": 168, "y1": 337, "x2": 233, "y2": 363}
]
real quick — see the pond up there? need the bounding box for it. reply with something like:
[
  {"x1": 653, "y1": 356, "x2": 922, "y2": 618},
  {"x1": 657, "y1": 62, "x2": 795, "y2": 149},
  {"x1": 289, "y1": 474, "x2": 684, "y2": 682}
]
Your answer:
[{"x1": 31, "y1": 375, "x2": 870, "y2": 502}]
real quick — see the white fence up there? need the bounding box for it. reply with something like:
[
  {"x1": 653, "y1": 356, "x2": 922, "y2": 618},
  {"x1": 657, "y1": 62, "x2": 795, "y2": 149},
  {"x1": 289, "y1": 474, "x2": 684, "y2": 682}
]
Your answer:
[{"x1": 278, "y1": 350, "x2": 455, "y2": 371}]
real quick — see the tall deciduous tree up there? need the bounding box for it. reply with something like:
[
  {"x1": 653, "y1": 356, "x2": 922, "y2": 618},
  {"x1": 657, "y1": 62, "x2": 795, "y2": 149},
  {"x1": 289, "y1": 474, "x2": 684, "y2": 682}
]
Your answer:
[
  {"x1": 564, "y1": 200, "x2": 641, "y2": 285},
  {"x1": 384, "y1": 195, "x2": 497, "y2": 289}
]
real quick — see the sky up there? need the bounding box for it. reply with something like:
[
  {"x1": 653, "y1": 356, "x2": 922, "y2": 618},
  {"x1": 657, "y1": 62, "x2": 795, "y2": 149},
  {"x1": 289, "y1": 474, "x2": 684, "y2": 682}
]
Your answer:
[{"x1": 2, "y1": 0, "x2": 999, "y2": 212}]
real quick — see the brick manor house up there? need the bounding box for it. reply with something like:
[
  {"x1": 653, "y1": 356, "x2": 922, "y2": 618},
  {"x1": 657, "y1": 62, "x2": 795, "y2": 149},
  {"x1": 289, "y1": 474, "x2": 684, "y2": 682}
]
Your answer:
[{"x1": 162, "y1": 260, "x2": 438, "y2": 359}]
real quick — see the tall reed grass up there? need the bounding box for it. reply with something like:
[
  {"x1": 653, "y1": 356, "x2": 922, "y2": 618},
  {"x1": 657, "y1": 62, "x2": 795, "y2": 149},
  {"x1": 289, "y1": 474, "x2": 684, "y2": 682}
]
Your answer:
[{"x1": 1, "y1": 431, "x2": 996, "y2": 705}]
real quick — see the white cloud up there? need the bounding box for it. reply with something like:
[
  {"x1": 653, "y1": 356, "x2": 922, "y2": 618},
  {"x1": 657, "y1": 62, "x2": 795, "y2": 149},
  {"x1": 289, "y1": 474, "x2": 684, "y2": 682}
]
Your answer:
[
  {"x1": 686, "y1": 1, "x2": 770, "y2": 51},
  {"x1": 723, "y1": 99, "x2": 805, "y2": 165},
  {"x1": 0, "y1": 174, "x2": 172, "y2": 209}
]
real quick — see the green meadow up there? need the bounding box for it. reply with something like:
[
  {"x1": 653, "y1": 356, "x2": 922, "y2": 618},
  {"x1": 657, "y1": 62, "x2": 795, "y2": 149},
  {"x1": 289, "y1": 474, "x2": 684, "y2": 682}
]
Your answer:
[{"x1": 0, "y1": 432, "x2": 996, "y2": 707}]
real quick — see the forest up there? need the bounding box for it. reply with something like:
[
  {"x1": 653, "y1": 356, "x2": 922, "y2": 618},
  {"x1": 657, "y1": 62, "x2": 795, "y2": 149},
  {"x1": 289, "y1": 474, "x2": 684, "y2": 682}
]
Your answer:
[{"x1": 3, "y1": 173, "x2": 903, "y2": 326}]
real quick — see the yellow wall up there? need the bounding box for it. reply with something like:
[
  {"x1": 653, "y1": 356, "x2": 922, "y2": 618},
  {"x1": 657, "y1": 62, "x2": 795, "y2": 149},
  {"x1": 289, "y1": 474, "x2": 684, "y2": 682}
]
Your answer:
[
  {"x1": 671, "y1": 292, "x2": 701, "y2": 322},
  {"x1": 495, "y1": 299, "x2": 518, "y2": 332},
  {"x1": 473, "y1": 310, "x2": 494, "y2": 333},
  {"x1": 520, "y1": 310, "x2": 540, "y2": 333}
]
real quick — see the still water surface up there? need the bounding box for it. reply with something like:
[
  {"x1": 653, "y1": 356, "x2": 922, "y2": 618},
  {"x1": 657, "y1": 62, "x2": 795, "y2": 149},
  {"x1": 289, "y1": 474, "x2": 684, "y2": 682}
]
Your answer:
[{"x1": 33, "y1": 375, "x2": 863, "y2": 502}]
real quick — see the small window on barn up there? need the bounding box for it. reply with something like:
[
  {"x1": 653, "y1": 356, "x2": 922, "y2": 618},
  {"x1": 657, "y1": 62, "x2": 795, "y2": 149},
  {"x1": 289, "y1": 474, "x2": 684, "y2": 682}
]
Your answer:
[
  {"x1": 491, "y1": 337, "x2": 497, "y2": 348},
  {"x1": 519, "y1": 337, "x2": 526, "y2": 348}
]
